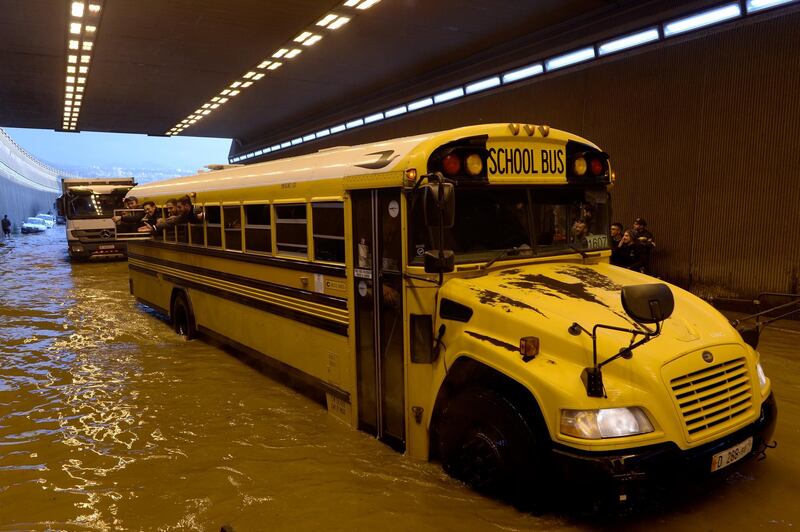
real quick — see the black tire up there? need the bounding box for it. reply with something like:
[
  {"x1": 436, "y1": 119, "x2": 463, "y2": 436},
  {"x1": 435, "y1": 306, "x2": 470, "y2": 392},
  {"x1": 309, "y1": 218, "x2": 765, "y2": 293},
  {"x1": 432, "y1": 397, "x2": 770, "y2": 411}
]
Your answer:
[
  {"x1": 171, "y1": 292, "x2": 196, "y2": 339},
  {"x1": 438, "y1": 389, "x2": 545, "y2": 503}
]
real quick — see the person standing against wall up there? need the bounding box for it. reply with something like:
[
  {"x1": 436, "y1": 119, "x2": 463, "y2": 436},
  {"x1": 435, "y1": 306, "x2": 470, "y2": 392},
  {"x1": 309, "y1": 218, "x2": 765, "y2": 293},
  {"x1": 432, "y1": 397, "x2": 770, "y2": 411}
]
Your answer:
[
  {"x1": 2, "y1": 214, "x2": 11, "y2": 238},
  {"x1": 632, "y1": 217, "x2": 655, "y2": 274}
]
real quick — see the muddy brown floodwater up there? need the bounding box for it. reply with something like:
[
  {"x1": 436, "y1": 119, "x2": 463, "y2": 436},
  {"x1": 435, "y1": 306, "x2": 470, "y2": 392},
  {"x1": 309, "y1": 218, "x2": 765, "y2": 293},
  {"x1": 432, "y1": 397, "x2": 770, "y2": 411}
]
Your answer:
[{"x1": 1, "y1": 230, "x2": 798, "y2": 531}]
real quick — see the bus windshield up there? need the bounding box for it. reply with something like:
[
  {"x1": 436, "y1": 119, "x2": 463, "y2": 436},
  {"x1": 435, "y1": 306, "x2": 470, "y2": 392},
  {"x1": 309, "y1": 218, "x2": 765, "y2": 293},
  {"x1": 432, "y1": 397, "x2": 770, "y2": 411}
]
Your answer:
[
  {"x1": 65, "y1": 189, "x2": 129, "y2": 219},
  {"x1": 408, "y1": 185, "x2": 610, "y2": 264}
]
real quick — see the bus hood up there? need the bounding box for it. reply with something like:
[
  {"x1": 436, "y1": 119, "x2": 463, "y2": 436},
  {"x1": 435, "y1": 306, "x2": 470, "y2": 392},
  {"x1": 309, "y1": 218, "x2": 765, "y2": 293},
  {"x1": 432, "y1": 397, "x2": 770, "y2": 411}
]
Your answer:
[{"x1": 441, "y1": 262, "x2": 742, "y2": 368}]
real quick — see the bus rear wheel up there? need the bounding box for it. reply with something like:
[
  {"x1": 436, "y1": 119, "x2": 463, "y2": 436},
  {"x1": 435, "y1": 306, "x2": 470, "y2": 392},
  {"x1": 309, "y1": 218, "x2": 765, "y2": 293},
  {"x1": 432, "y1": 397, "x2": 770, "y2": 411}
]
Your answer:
[
  {"x1": 438, "y1": 389, "x2": 542, "y2": 503},
  {"x1": 171, "y1": 292, "x2": 196, "y2": 340}
]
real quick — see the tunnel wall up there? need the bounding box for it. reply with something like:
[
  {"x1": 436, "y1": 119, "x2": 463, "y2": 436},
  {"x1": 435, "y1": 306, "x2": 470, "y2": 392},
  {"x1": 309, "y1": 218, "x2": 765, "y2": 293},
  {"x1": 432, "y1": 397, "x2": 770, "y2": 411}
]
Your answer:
[
  {"x1": 0, "y1": 129, "x2": 61, "y2": 233},
  {"x1": 244, "y1": 9, "x2": 800, "y2": 299}
]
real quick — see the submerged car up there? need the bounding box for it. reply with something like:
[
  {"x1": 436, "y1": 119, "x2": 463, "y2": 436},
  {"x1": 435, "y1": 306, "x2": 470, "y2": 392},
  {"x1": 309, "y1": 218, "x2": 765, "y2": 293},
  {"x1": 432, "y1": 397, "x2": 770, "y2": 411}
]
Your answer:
[
  {"x1": 21, "y1": 217, "x2": 48, "y2": 234},
  {"x1": 35, "y1": 213, "x2": 55, "y2": 228}
]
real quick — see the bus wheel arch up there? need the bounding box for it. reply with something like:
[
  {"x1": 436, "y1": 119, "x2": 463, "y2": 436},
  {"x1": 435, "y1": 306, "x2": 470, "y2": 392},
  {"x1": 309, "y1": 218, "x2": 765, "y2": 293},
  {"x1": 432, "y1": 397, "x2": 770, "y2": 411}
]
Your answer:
[
  {"x1": 170, "y1": 288, "x2": 196, "y2": 339},
  {"x1": 431, "y1": 356, "x2": 551, "y2": 503}
]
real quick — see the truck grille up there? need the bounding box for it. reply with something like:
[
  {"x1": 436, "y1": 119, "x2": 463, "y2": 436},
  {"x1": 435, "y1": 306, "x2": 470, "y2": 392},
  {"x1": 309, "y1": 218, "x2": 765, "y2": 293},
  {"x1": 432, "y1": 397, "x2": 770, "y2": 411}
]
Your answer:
[{"x1": 670, "y1": 357, "x2": 754, "y2": 440}]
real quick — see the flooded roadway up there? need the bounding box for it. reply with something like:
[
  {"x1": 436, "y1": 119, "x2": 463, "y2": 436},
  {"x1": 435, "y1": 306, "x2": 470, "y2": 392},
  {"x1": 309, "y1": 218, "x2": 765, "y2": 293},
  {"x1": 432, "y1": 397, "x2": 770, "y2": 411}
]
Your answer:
[{"x1": 0, "y1": 230, "x2": 797, "y2": 531}]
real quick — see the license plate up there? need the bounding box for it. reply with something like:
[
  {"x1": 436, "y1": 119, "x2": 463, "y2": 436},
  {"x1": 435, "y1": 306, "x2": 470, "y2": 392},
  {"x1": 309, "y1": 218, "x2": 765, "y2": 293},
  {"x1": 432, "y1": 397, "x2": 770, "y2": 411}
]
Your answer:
[
  {"x1": 710, "y1": 436, "x2": 753, "y2": 472},
  {"x1": 99, "y1": 244, "x2": 114, "y2": 250}
]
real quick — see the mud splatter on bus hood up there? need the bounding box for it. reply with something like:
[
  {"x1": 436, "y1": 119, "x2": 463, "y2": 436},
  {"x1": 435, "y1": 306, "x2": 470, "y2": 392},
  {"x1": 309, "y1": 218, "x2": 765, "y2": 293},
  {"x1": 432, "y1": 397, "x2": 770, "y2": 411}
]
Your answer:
[{"x1": 441, "y1": 262, "x2": 741, "y2": 366}]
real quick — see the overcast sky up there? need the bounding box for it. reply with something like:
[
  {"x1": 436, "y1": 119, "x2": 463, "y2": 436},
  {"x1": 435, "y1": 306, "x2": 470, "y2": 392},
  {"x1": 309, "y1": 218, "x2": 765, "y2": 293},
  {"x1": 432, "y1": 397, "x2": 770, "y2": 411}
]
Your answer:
[{"x1": 4, "y1": 127, "x2": 232, "y2": 172}]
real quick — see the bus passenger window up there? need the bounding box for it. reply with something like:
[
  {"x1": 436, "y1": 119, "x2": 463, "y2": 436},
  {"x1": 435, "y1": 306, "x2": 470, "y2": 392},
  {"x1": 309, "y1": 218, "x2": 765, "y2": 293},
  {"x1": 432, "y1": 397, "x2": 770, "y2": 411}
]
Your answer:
[
  {"x1": 189, "y1": 214, "x2": 205, "y2": 246},
  {"x1": 205, "y1": 206, "x2": 222, "y2": 247},
  {"x1": 244, "y1": 204, "x2": 271, "y2": 253},
  {"x1": 312, "y1": 202, "x2": 344, "y2": 263},
  {"x1": 275, "y1": 204, "x2": 308, "y2": 257},
  {"x1": 223, "y1": 206, "x2": 242, "y2": 251}
]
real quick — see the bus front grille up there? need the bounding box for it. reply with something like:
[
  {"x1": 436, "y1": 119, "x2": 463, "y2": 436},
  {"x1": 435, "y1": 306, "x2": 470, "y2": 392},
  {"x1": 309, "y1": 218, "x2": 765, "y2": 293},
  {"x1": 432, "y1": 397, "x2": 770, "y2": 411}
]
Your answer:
[{"x1": 669, "y1": 357, "x2": 754, "y2": 441}]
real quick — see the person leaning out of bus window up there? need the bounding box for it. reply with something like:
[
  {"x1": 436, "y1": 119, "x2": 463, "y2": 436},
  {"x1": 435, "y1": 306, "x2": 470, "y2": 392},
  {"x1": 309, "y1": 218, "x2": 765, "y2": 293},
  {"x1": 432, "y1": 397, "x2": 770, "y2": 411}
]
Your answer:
[
  {"x1": 139, "y1": 197, "x2": 180, "y2": 233},
  {"x1": 176, "y1": 195, "x2": 200, "y2": 224},
  {"x1": 112, "y1": 196, "x2": 144, "y2": 226},
  {"x1": 616, "y1": 229, "x2": 644, "y2": 272},
  {"x1": 609, "y1": 222, "x2": 625, "y2": 266},
  {"x1": 135, "y1": 201, "x2": 159, "y2": 231},
  {"x1": 631, "y1": 217, "x2": 655, "y2": 273},
  {"x1": 571, "y1": 217, "x2": 590, "y2": 246}
]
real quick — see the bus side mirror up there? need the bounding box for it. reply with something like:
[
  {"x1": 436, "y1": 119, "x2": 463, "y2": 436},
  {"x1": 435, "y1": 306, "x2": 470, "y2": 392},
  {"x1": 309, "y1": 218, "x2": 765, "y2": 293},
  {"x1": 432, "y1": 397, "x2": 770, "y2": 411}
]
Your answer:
[
  {"x1": 738, "y1": 326, "x2": 760, "y2": 349},
  {"x1": 423, "y1": 183, "x2": 455, "y2": 228},
  {"x1": 424, "y1": 250, "x2": 455, "y2": 274},
  {"x1": 56, "y1": 197, "x2": 65, "y2": 217},
  {"x1": 621, "y1": 283, "x2": 674, "y2": 323}
]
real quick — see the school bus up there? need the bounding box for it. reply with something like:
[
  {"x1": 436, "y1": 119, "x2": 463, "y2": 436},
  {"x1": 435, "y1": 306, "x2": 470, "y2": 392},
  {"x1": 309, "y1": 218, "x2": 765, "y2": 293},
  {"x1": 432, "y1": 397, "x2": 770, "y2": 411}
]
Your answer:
[{"x1": 126, "y1": 123, "x2": 776, "y2": 503}]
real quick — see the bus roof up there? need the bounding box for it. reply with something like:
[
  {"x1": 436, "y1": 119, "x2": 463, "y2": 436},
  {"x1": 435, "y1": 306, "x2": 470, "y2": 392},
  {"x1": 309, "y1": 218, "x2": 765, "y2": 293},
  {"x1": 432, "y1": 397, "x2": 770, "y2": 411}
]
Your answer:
[{"x1": 130, "y1": 124, "x2": 596, "y2": 201}]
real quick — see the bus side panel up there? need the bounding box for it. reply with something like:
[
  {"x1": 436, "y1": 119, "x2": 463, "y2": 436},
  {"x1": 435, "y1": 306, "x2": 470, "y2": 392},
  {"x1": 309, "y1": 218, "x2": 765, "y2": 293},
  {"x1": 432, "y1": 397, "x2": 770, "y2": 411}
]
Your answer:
[
  {"x1": 187, "y1": 289, "x2": 355, "y2": 425},
  {"x1": 129, "y1": 267, "x2": 172, "y2": 315}
]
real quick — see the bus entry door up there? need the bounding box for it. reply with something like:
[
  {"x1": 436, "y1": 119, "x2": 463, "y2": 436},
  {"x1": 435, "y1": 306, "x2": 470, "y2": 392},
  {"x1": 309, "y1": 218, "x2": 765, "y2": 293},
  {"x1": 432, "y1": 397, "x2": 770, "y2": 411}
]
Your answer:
[{"x1": 352, "y1": 189, "x2": 406, "y2": 452}]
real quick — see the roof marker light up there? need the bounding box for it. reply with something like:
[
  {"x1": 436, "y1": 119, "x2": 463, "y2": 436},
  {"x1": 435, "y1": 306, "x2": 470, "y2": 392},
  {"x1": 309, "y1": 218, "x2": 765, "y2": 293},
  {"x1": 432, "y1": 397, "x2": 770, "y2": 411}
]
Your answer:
[
  {"x1": 330, "y1": 124, "x2": 346, "y2": 133},
  {"x1": 546, "y1": 47, "x2": 595, "y2": 70},
  {"x1": 663, "y1": 3, "x2": 741, "y2": 36},
  {"x1": 408, "y1": 97, "x2": 433, "y2": 111},
  {"x1": 71, "y1": 2, "x2": 85, "y2": 17},
  {"x1": 364, "y1": 112, "x2": 384, "y2": 124},
  {"x1": 285, "y1": 48, "x2": 302, "y2": 58},
  {"x1": 747, "y1": 0, "x2": 797, "y2": 12},
  {"x1": 385, "y1": 105, "x2": 407, "y2": 118},
  {"x1": 329, "y1": 16, "x2": 351, "y2": 30},
  {"x1": 273, "y1": 49, "x2": 288, "y2": 58},
  {"x1": 303, "y1": 35, "x2": 322, "y2": 46},
  {"x1": 317, "y1": 14, "x2": 338, "y2": 27},
  {"x1": 502, "y1": 63, "x2": 543, "y2": 83},
  {"x1": 466, "y1": 76, "x2": 500, "y2": 94},
  {"x1": 434, "y1": 87, "x2": 464, "y2": 104},
  {"x1": 598, "y1": 28, "x2": 659, "y2": 55}
]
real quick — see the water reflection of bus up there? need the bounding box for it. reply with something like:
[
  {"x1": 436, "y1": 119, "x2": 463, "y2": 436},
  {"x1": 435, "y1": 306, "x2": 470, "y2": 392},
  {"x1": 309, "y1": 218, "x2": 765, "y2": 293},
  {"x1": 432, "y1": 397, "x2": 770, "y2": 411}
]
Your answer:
[
  {"x1": 125, "y1": 124, "x2": 775, "y2": 506},
  {"x1": 57, "y1": 177, "x2": 136, "y2": 260}
]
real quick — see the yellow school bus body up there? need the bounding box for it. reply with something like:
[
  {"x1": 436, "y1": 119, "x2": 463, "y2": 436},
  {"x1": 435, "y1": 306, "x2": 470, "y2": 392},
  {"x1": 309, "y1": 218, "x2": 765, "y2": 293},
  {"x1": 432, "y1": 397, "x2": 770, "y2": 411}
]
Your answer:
[{"x1": 126, "y1": 123, "x2": 775, "y2": 499}]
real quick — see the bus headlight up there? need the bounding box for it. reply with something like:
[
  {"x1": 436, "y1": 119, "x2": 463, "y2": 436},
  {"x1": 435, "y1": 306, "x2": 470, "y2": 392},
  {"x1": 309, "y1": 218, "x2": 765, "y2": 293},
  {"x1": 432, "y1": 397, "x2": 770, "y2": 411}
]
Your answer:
[
  {"x1": 561, "y1": 407, "x2": 654, "y2": 439},
  {"x1": 757, "y1": 362, "x2": 767, "y2": 389}
]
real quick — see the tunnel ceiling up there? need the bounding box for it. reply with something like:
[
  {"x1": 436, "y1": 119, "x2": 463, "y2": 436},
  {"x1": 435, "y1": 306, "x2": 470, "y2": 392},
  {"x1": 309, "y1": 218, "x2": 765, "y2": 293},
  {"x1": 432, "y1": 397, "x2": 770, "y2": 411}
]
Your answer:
[{"x1": 0, "y1": 0, "x2": 710, "y2": 144}]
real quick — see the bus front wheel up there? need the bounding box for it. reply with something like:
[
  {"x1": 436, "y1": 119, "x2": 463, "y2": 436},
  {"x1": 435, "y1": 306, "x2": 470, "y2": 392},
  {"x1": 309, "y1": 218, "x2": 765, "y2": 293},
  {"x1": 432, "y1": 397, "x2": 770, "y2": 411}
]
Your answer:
[
  {"x1": 171, "y1": 292, "x2": 196, "y2": 340},
  {"x1": 438, "y1": 389, "x2": 542, "y2": 502}
]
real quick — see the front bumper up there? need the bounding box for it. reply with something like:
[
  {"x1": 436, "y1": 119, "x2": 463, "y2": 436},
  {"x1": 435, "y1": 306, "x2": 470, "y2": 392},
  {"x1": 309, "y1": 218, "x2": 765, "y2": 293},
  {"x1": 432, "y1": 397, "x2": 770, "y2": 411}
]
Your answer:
[
  {"x1": 68, "y1": 240, "x2": 127, "y2": 259},
  {"x1": 551, "y1": 392, "x2": 777, "y2": 485}
]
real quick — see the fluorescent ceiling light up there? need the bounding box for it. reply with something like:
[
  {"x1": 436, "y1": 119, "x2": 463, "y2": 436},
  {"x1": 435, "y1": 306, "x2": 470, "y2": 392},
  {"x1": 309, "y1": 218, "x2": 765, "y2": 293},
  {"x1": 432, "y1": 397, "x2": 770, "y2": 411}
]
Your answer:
[
  {"x1": 273, "y1": 49, "x2": 288, "y2": 58},
  {"x1": 271, "y1": 144, "x2": 282, "y2": 151},
  {"x1": 385, "y1": 105, "x2": 407, "y2": 118},
  {"x1": 202, "y1": 103, "x2": 211, "y2": 109},
  {"x1": 329, "y1": 16, "x2": 350, "y2": 30},
  {"x1": 68, "y1": 55, "x2": 78, "y2": 63},
  {"x1": 229, "y1": 90, "x2": 240, "y2": 96},
  {"x1": 285, "y1": 48, "x2": 302, "y2": 58},
  {"x1": 303, "y1": 35, "x2": 322, "y2": 46},
  {"x1": 80, "y1": 55, "x2": 90, "y2": 63},
  {"x1": 88, "y1": 4, "x2": 100, "y2": 13},
  {"x1": 253, "y1": 73, "x2": 265, "y2": 80},
  {"x1": 218, "y1": 97, "x2": 229, "y2": 103},
  {"x1": 330, "y1": 124, "x2": 346, "y2": 133},
  {"x1": 77, "y1": 77, "x2": 86, "y2": 84},
  {"x1": 83, "y1": 41, "x2": 93, "y2": 50},
  {"x1": 230, "y1": 81, "x2": 242, "y2": 88},
  {"x1": 79, "y1": 66, "x2": 88, "y2": 73},
  {"x1": 66, "y1": 76, "x2": 76, "y2": 83},
  {"x1": 67, "y1": 66, "x2": 76, "y2": 73},
  {"x1": 315, "y1": 129, "x2": 330, "y2": 137},
  {"x1": 357, "y1": 0, "x2": 381, "y2": 9},
  {"x1": 502, "y1": 63, "x2": 543, "y2": 83},
  {"x1": 294, "y1": 31, "x2": 312, "y2": 42},
  {"x1": 201, "y1": 110, "x2": 210, "y2": 115},
  {"x1": 434, "y1": 87, "x2": 464, "y2": 104},
  {"x1": 317, "y1": 14, "x2": 338, "y2": 27},
  {"x1": 343, "y1": 0, "x2": 359, "y2": 6},
  {"x1": 465, "y1": 76, "x2": 500, "y2": 94},
  {"x1": 599, "y1": 28, "x2": 659, "y2": 55},
  {"x1": 663, "y1": 4, "x2": 741, "y2": 36},
  {"x1": 243, "y1": 71, "x2": 256, "y2": 79},
  {"x1": 65, "y1": 86, "x2": 74, "y2": 92},
  {"x1": 303, "y1": 134, "x2": 316, "y2": 142},
  {"x1": 69, "y1": 40, "x2": 79, "y2": 49},
  {"x1": 85, "y1": 25, "x2": 96, "y2": 33},
  {"x1": 241, "y1": 81, "x2": 253, "y2": 88},
  {"x1": 71, "y1": 2, "x2": 85, "y2": 17},
  {"x1": 346, "y1": 118, "x2": 364, "y2": 128},
  {"x1": 258, "y1": 60, "x2": 272, "y2": 69},
  {"x1": 211, "y1": 103, "x2": 220, "y2": 109},
  {"x1": 408, "y1": 97, "x2": 433, "y2": 111},
  {"x1": 268, "y1": 62, "x2": 282, "y2": 70},
  {"x1": 746, "y1": 0, "x2": 796, "y2": 12},
  {"x1": 70, "y1": 23, "x2": 82, "y2": 34},
  {"x1": 546, "y1": 47, "x2": 595, "y2": 70},
  {"x1": 281, "y1": 141, "x2": 292, "y2": 148},
  {"x1": 76, "y1": 86, "x2": 84, "y2": 92},
  {"x1": 364, "y1": 112, "x2": 384, "y2": 123}
]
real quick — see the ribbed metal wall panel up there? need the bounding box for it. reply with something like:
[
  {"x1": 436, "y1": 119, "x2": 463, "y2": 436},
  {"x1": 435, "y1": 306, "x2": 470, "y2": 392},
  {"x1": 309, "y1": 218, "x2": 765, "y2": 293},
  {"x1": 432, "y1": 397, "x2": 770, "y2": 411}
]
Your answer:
[{"x1": 264, "y1": 10, "x2": 800, "y2": 298}]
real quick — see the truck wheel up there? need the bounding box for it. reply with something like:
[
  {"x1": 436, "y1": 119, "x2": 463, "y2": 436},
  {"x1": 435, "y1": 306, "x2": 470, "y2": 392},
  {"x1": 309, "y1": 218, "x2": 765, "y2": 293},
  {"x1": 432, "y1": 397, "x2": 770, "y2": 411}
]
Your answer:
[
  {"x1": 171, "y1": 292, "x2": 196, "y2": 339},
  {"x1": 438, "y1": 389, "x2": 543, "y2": 503}
]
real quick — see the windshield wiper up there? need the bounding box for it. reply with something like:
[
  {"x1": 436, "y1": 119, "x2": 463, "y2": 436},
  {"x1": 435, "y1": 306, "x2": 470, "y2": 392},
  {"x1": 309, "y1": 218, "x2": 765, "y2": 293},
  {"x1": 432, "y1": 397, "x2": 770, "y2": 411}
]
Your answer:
[{"x1": 482, "y1": 248, "x2": 520, "y2": 269}]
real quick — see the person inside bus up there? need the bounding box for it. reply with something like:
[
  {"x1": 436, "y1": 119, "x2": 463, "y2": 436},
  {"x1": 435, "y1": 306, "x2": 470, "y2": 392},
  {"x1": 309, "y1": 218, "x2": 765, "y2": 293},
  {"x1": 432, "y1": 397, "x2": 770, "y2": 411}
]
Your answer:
[
  {"x1": 571, "y1": 217, "x2": 589, "y2": 246},
  {"x1": 616, "y1": 229, "x2": 644, "y2": 271}
]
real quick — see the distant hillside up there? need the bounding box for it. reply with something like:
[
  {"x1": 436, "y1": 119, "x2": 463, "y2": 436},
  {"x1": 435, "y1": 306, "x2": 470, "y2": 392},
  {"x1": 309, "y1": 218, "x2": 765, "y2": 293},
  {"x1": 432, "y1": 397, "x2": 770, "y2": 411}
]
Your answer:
[{"x1": 45, "y1": 163, "x2": 199, "y2": 184}]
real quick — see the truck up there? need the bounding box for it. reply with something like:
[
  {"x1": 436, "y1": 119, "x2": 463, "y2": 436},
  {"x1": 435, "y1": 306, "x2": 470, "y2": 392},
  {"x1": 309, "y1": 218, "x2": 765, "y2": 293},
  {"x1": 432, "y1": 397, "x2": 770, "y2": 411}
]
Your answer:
[{"x1": 57, "y1": 177, "x2": 139, "y2": 260}]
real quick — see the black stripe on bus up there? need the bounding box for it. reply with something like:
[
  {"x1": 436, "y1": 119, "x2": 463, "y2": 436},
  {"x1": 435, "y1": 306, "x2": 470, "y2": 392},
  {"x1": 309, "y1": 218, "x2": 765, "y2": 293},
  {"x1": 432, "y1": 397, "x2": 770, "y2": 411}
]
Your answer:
[
  {"x1": 198, "y1": 325, "x2": 351, "y2": 403},
  {"x1": 129, "y1": 263, "x2": 158, "y2": 277},
  {"x1": 161, "y1": 273, "x2": 348, "y2": 336},
  {"x1": 128, "y1": 252, "x2": 348, "y2": 310},
  {"x1": 136, "y1": 239, "x2": 346, "y2": 276}
]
